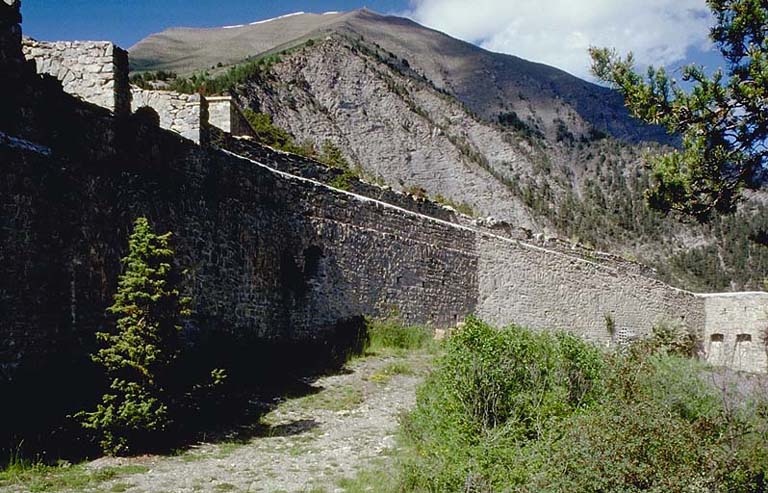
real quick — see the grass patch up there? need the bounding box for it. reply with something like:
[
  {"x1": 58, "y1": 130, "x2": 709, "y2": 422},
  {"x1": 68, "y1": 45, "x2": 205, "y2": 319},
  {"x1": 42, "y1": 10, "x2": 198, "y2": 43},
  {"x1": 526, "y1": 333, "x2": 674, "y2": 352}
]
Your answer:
[
  {"x1": 214, "y1": 483, "x2": 238, "y2": 491},
  {"x1": 0, "y1": 462, "x2": 149, "y2": 493},
  {"x1": 108, "y1": 482, "x2": 133, "y2": 492},
  {"x1": 365, "y1": 319, "x2": 433, "y2": 354},
  {"x1": 292, "y1": 385, "x2": 365, "y2": 413},
  {"x1": 368, "y1": 362, "x2": 414, "y2": 384},
  {"x1": 337, "y1": 457, "x2": 401, "y2": 493}
]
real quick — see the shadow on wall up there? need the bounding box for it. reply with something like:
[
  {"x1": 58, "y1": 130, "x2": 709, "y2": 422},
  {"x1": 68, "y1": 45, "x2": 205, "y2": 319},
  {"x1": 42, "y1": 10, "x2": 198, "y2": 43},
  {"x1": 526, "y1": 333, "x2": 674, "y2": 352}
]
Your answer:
[{"x1": 0, "y1": 315, "x2": 369, "y2": 464}]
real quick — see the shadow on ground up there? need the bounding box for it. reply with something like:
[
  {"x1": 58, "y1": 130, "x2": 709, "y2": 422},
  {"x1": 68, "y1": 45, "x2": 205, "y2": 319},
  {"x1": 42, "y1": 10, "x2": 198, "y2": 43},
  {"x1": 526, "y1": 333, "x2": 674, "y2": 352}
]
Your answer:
[{"x1": 0, "y1": 316, "x2": 368, "y2": 464}]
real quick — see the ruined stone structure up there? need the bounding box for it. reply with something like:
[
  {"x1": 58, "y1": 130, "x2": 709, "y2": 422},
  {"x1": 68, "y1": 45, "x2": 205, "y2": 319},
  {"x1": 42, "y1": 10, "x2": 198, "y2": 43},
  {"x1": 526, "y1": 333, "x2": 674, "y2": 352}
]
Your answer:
[
  {"x1": 3, "y1": 0, "x2": 768, "y2": 399},
  {"x1": 207, "y1": 95, "x2": 256, "y2": 137},
  {"x1": 130, "y1": 87, "x2": 209, "y2": 143},
  {"x1": 701, "y1": 293, "x2": 768, "y2": 373},
  {"x1": 22, "y1": 37, "x2": 130, "y2": 116},
  {"x1": 21, "y1": 38, "x2": 258, "y2": 145}
]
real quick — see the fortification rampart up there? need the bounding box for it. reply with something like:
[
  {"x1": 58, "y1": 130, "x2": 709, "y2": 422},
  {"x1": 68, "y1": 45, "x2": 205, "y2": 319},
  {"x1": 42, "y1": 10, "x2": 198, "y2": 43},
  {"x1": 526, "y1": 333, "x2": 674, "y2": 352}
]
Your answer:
[
  {"x1": 22, "y1": 37, "x2": 130, "y2": 115},
  {"x1": 4, "y1": 21, "x2": 768, "y2": 379},
  {"x1": 20, "y1": 37, "x2": 227, "y2": 144}
]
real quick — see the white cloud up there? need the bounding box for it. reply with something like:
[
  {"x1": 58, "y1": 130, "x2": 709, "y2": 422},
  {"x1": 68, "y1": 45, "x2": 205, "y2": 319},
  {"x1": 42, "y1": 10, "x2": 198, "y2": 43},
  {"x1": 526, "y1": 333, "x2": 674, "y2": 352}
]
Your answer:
[{"x1": 405, "y1": 0, "x2": 714, "y2": 79}]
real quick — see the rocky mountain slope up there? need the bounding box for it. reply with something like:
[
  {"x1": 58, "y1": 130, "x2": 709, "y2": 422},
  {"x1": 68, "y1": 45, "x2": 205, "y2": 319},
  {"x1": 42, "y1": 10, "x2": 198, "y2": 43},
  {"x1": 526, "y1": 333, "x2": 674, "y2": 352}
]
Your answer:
[
  {"x1": 130, "y1": 9, "x2": 671, "y2": 145},
  {"x1": 129, "y1": 10, "x2": 768, "y2": 292}
]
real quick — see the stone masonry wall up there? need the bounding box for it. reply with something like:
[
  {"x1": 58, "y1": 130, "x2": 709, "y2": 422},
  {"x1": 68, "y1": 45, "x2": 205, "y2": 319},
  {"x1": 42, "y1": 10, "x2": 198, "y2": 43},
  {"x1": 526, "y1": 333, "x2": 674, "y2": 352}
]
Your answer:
[
  {"x1": 207, "y1": 96, "x2": 256, "y2": 138},
  {"x1": 476, "y1": 235, "x2": 705, "y2": 346},
  {"x1": 22, "y1": 38, "x2": 130, "y2": 115},
  {"x1": 702, "y1": 293, "x2": 768, "y2": 373},
  {"x1": 3, "y1": 21, "x2": 768, "y2": 384},
  {"x1": 131, "y1": 88, "x2": 208, "y2": 144}
]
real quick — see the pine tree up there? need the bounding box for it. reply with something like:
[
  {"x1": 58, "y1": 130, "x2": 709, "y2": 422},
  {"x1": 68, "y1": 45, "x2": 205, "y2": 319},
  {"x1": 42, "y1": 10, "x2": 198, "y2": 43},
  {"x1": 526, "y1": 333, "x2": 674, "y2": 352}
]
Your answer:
[
  {"x1": 80, "y1": 217, "x2": 190, "y2": 455},
  {"x1": 590, "y1": 0, "x2": 768, "y2": 219}
]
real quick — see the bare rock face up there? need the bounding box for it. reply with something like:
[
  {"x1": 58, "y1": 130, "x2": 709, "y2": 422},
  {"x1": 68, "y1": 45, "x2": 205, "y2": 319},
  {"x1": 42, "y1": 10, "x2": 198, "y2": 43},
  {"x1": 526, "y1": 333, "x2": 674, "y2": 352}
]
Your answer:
[{"x1": 236, "y1": 36, "x2": 545, "y2": 229}]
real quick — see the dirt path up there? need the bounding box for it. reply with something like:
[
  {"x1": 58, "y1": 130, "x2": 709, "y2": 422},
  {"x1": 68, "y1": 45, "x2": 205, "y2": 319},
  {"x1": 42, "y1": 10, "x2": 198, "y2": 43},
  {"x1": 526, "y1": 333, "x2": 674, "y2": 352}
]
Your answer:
[{"x1": 81, "y1": 350, "x2": 431, "y2": 493}]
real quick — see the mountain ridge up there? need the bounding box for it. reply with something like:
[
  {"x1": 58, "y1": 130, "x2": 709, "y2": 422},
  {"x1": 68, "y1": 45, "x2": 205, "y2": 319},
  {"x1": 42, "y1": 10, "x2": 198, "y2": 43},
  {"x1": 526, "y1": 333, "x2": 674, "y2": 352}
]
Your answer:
[{"x1": 129, "y1": 9, "x2": 672, "y2": 146}]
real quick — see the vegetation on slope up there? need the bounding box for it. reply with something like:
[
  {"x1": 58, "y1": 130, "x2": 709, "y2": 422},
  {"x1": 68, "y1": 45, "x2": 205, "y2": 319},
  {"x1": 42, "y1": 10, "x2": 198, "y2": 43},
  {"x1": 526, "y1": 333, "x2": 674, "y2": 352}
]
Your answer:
[{"x1": 509, "y1": 137, "x2": 768, "y2": 291}]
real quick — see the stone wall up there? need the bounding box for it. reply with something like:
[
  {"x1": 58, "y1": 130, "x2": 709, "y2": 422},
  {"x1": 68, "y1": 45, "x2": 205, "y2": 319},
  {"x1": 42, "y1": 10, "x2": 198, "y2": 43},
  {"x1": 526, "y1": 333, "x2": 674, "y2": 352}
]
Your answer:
[
  {"x1": 3, "y1": 16, "x2": 768, "y2": 388},
  {"x1": 702, "y1": 293, "x2": 768, "y2": 373},
  {"x1": 207, "y1": 96, "x2": 256, "y2": 138},
  {"x1": 22, "y1": 38, "x2": 130, "y2": 115},
  {"x1": 131, "y1": 88, "x2": 208, "y2": 144},
  {"x1": 477, "y1": 234, "x2": 706, "y2": 346},
  {"x1": 0, "y1": 0, "x2": 23, "y2": 79}
]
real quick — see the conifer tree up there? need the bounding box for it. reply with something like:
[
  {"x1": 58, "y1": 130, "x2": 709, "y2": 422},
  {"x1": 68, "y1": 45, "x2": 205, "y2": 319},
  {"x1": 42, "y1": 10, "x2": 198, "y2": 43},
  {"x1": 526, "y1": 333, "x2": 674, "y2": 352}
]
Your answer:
[
  {"x1": 80, "y1": 217, "x2": 190, "y2": 455},
  {"x1": 590, "y1": 0, "x2": 768, "y2": 219}
]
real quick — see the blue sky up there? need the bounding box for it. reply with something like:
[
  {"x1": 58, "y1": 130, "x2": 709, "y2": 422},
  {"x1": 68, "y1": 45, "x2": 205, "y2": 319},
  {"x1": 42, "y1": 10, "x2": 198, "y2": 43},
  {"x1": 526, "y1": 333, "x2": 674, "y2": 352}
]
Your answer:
[
  {"x1": 23, "y1": 1, "x2": 409, "y2": 48},
  {"x1": 22, "y1": 0, "x2": 724, "y2": 80}
]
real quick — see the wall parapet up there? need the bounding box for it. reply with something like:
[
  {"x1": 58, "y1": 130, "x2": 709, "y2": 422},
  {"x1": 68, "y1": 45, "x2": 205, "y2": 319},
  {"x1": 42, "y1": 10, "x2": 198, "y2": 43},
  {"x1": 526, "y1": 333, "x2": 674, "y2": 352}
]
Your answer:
[
  {"x1": 22, "y1": 37, "x2": 130, "y2": 116},
  {"x1": 21, "y1": 38, "x2": 258, "y2": 145}
]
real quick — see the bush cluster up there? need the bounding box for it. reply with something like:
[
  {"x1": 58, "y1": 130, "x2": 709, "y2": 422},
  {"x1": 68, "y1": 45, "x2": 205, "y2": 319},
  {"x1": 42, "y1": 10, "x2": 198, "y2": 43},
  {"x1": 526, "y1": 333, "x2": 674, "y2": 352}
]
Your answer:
[{"x1": 399, "y1": 317, "x2": 768, "y2": 492}]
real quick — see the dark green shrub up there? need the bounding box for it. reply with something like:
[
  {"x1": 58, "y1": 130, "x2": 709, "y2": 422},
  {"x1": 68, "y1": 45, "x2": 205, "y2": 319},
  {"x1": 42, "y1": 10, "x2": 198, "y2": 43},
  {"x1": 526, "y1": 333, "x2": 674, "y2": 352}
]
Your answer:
[{"x1": 401, "y1": 317, "x2": 605, "y2": 491}]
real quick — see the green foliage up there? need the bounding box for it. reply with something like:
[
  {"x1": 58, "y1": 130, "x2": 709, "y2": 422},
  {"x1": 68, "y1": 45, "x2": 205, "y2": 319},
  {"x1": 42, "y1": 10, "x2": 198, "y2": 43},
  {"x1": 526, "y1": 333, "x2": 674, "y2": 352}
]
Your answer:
[
  {"x1": 433, "y1": 194, "x2": 476, "y2": 217},
  {"x1": 0, "y1": 460, "x2": 149, "y2": 493},
  {"x1": 240, "y1": 109, "x2": 310, "y2": 156},
  {"x1": 497, "y1": 111, "x2": 543, "y2": 140},
  {"x1": 513, "y1": 136, "x2": 768, "y2": 291},
  {"x1": 317, "y1": 140, "x2": 364, "y2": 190},
  {"x1": 590, "y1": 0, "x2": 768, "y2": 219},
  {"x1": 654, "y1": 203, "x2": 768, "y2": 291},
  {"x1": 165, "y1": 54, "x2": 284, "y2": 95},
  {"x1": 626, "y1": 323, "x2": 701, "y2": 360},
  {"x1": 403, "y1": 185, "x2": 429, "y2": 200},
  {"x1": 318, "y1": 140, "x2": 350, "y2": 170},
  {"x1": 365, "y1": 318, "x2": 433, "y2": 353},
  {"x1": 328, "y1": 169, "x2": 357, "y2": 191},
  {"x1": 77, "y1": 217, "x2": 221, "y2": 456},
  {"x1": 129, "y1": 70, "x2": 177, "y2": 89},
  {"x1": 398, "y1": 317, "x2": 768, "y2": 492}
]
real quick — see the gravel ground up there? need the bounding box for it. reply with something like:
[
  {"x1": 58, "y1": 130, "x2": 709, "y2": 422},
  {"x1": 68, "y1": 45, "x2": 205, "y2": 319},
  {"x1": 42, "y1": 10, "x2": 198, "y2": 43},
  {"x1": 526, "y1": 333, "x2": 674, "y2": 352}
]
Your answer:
[{"x1": 76, "y1": 350, "x2": 432, "y2": 493}]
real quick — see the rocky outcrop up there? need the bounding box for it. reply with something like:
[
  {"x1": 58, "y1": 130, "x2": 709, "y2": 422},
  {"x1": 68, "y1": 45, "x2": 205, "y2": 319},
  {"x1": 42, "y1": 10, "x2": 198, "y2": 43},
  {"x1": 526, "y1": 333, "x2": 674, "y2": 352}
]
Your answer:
[{"x1": 236, "y1": 35, "x2": 544, "y2": 229}]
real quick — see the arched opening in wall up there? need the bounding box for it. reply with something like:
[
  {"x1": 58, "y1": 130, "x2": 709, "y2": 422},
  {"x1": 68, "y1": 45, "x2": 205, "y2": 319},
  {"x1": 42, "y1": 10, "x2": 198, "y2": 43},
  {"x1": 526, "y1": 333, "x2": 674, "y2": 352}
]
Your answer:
[
  {"x1": 134, "y1": 106, "x2": 160, "y2": 127},
  {"x1": 736, "y1": 334, "x2": 752, "y2": 343},
  {"x1": 710, "y1": 333, "x2": 725, "y2": 342}
]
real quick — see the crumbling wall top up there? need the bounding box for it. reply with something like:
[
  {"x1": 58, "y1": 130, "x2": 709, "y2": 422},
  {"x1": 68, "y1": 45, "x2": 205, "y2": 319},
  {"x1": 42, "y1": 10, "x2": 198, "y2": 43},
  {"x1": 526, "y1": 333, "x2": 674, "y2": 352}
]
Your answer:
[{"x1": 22, "y1": 38, "x2": 130, "y2": 116}]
